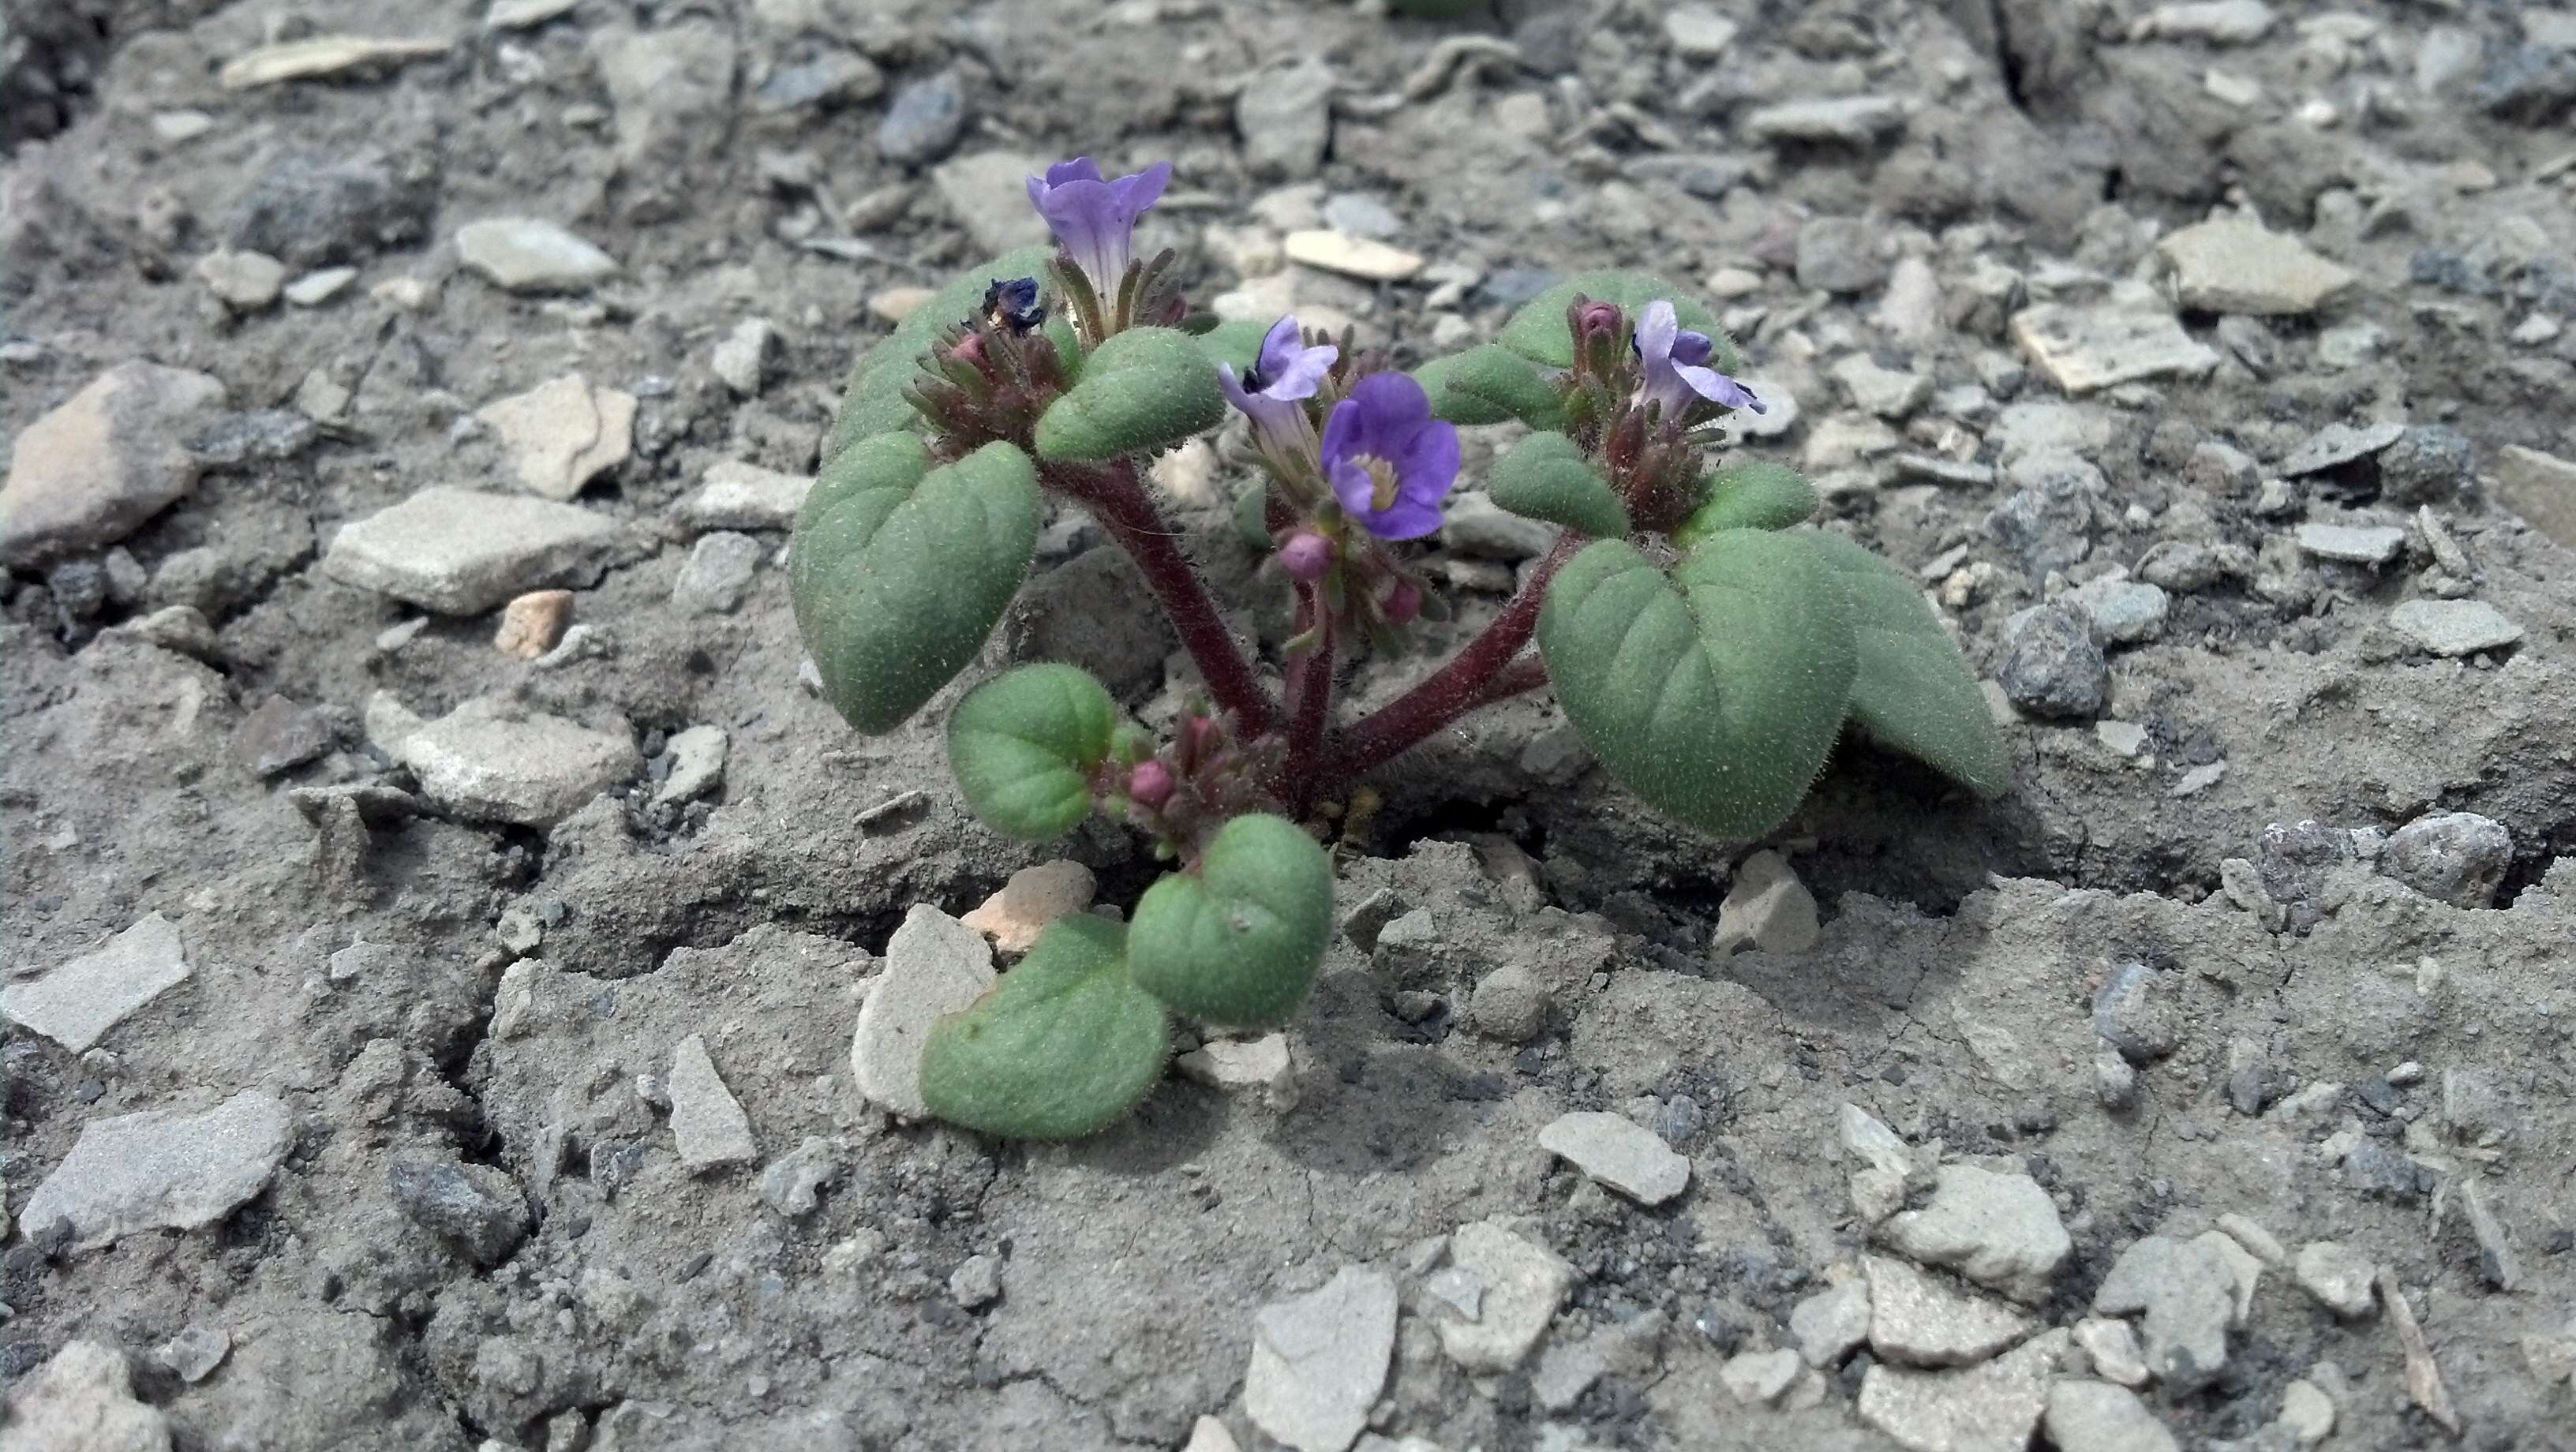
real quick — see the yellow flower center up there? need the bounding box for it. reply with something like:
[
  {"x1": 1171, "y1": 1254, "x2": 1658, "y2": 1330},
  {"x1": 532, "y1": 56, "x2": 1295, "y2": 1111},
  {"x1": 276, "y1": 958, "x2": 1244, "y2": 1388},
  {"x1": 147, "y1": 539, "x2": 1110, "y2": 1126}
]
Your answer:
[{"x1": 1358, "y1": 455, "x2": 1401, "y2": 512}]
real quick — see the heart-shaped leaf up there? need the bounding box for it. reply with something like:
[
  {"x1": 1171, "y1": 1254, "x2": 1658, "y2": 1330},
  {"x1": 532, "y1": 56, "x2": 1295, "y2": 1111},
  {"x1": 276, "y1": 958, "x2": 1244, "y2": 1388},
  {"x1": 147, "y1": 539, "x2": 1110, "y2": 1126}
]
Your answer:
[
  {"x1": 789, "y1": 436, "x2": 1040, "y2": 733},
  {"x1": 1496, "y1": 271, "x2": 1737, "y2": 372},
  {"x1": 1413, "y1": 344, "x2": 1567, "y2": 430},
  {"x1": 1488, "y1": 432, "x2": 1631, "y2": 538},
  {"x1": 1674, "y1": 460, "x2": 1818, "y2": 543},
  {"x1": 1034, "y1": 326, "x2": 1226, "y2": 463},
  {"x1": 919, "y1": 915, "x2": 1169, "y2": 1141},
  {"x1": 947, "y1": 664, "x2": 1121, "y2": 840},
  {"x1": 1537, "y1": 530, "x2": 1856, "y2": 838},
  {"x1": 1128, "y1": 814, "x2": 1335, "y2": 1029},
  {"x1": 1804, "y1": 532, "x2": 2010, "y2": 796},
  {"x1": 825, "y1": 245, "x2": 1057, "y2": 463}
]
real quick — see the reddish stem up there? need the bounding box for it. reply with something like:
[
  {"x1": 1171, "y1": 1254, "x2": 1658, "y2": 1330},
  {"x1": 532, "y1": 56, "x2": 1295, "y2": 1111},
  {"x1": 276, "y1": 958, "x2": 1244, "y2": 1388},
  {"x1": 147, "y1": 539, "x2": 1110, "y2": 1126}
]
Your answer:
[
  {"x1": 1323, "y1": 537, "x2": 1578, "y2": 788},
  {"x1": 1043, "y1": 458, "x2": 1278, "y2": 736},
  {"x1": 1279, "y1": 586, "x2": 1337, "y2": 814}
]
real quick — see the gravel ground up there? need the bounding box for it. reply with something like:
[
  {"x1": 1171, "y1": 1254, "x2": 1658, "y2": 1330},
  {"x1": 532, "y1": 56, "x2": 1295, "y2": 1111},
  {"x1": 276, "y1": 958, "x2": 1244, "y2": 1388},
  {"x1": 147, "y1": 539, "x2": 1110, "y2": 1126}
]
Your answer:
[{"x1": 4, "y1": 2, "x2": 2573, "y2": 1450}]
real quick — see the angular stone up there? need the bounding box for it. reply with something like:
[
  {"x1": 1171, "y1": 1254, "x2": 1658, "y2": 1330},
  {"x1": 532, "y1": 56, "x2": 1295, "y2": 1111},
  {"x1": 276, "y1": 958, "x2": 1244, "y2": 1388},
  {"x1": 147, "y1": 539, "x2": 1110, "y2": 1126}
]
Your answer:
[
  {"x1": 1878, "y1": 1165, "x2": 2072, "y2": 1304},
  {"x1": 493, "y1": 589, "x2": 573, "y2": 660},
  {"x1": 672, "y1": 530, "x2": 764, "y2": 614},
  {"x1": 668, "y1": 1034, "x2": 757, "y2": 1170},
  {"x1": 1720, "y1": 1347, "x2": 1803, "y2": 1405},
  {"x1": 2094, "y1": 1235, "x2": 2236, "y2": 1388},
  {"x1": 1743, "y1": 95, "x2": 1909, "y2": 144},
  {"x1": 1, "y1": 362, "x2": 228, "y2": 567},
  {"x1": 653, "y1": 724, "x2": 728, "y2": 806},
  {"x1": 2072, "y1": 1316, "x2": 2151, "y2": 1387},
  {"x1": 2293, "y1": 1240, "x2": 2376, "y2": 1318},
  {"x1": 2134, "y1": 0, "x2": 2275, "y2": 43},
  {"x1": 850, "y1": 905, "x2": 996, "y2": 1117},
  {"x1": 1245, "y1": 1264, "x2": 1397, "y2": 1452},
  {"x1": 758, "y1": 1137, "x2": 840, "y2": 1217},
  {"x1": 2294, "y1": 522, "x2": 2405, "y2": 566},
  {"x1": 1538, "y1": 1111, "x2": 1691, "y2": 1206},
  {"x1": 2068, "y1": 576, "x2": 2170, "y2": 645},
  {"x1": 2042, "y1": 1380, "x2": 2178, "y2": 1452},
  {"x1": 1856, "y1": 1330, "x2": 2067, "y2": 1452},
  {"x1": 1797, "y1": 217, "x2": 1887, "y2": 294},
  {"x1": 152, "y1": 1323, "x2": 231, "y2": 1384},
  {"x1": 1663, "y1": 6, "x2": 1741, "y2": 58},
  {"x1": 2275, "y1": 420, "x2": 2405, "y2": 477},
  {"x1": 477, "y1": 375, "x2": 636, "y2": 500},
  {"x1": 2, "y1": 912, "x2": 191, "y2": 1053},
  {"x1": 4, "y1": 1341, "x2": 172, "y2": 1452},
  {"x1": 324, "y1": 487, "x2": 616, "y2": 614},
  {"x1": 2383, "y1": 811, "x2": 2512, "y2": 908},
  {"x1": 960, "y1": 861, "x2": 1099, "y2": 955},
  {"x1": 680, "y1": 459, "x2": 811, "y2": 532},
  {"x1": 2092, "y1": 962, "x2": 2179, "y2": 1065},
  {"x1": 711, "y1": 318, "x2": 779, "y2": 396},
  {"x1": 1438, "y1": 1219, "x2": 1574, "y2": 1372},
  {"x1": 1239, "y1": 58, "x2": 1336, "y2": 181},
  {"x1": 2387, "y1": 599, "x2": 2522, "y2": 657},
  {"x1": 1284, "y1": 229, "x2": 1423, "y2": 283},
  {"x1": 2159, "y1": 218, "x2": 2356, "y2": 315},
  {"x1": 195, "y1": 248, "x2": 286, "y2": 309},
  {"x1": 1440, "y1": 491, "x2": 1557, "y2": 559},
  {"x1": 455, "y1": 218, "x2": 618, "y2": 292},
  {"x1": 2011, "y1": 304, "x2": 2221, "y2": 395},
  {"x1": 21, "y1": 1091, "x2": 294, "y2": 1252},
  {"x1": 2492, "y1": 443, "x2": 2576, "y2": 548},
  {"x1": 1865, "y1": 1256, "x2": 2037, "y2": 1367},
  {"x1": 1791, "y1": 1279, "x2": 1872, "y2": 1368},
  {"x1": 218, "y1": 35, "x2": 448, "y2": 90},
  {"x1": 1999, "y1": 604, "x2": 2109, "y2": 719},
  {"x1": 388, "y1": 1153, "x2": 531, "y2": 1266},
  {"x1": 878, "y1": 73, "x2": 968, "y2": 167},
  {"x1": 1712, "y1": 849, "x2": 1819, "y2": 955},
  {"x1": 368, "y1": 693, "x2": 633, "y2": 828},
  {"x1": 1175, "y1": 1034, "x2": 1296, "y2": 1106}
]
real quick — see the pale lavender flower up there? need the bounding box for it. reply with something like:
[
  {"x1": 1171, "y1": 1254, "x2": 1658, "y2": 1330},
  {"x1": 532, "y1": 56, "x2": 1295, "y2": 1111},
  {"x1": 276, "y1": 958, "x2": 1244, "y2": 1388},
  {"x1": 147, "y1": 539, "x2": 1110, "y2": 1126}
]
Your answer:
[
  {"x1": 1323, "y1": 374, "x2": 1459, "y2": 541},
  {"x1": 1632, "y1": 301, "x2": 1763, "y2": 418},
  {"x1": 1218, "y1": 316, "x2": 1338, "y2": 445},
  {"x1": 1025, "y1": 157, "x2": 1174, "y2": 294}
]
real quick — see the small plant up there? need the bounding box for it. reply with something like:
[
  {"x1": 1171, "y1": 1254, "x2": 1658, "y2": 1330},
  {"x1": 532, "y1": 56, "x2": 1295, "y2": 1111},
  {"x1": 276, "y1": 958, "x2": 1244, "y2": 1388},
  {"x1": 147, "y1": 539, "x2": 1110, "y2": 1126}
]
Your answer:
[{"x1": 792, "y1": 156, "x2": 2007, "y2": 1140}]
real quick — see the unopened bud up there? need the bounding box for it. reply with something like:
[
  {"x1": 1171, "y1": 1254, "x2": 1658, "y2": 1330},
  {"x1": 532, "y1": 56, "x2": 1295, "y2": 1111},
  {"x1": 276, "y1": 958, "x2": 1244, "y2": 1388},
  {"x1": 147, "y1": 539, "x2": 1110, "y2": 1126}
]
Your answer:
[
  {"x1": 949, "y1": 332, "x2": 987, "y2": 367},
  {"x1": 1382, "y1": 579, "x2": 1422, "y2": 624},
  {"x1": 1126, "y1": 759, "x2": 1175, "y2": 810},
  {"x1": 1575, "y1": 301, "x2": 1623, "y2": 338},
  {"x1": 1279, "y1": 530, "x2": 1333, "y2": 582}
]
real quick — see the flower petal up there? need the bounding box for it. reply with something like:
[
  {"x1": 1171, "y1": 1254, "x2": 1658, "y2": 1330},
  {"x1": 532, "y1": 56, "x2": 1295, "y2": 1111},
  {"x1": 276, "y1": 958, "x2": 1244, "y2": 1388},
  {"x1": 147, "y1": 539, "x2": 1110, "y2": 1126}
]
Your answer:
[
  {"x1": 1264, "y1": 342, "x2": 1338, "y2": 402},
  {"x1": 1670, "y1": 329, "x2": 1715, "y2": 368},
  {"x1": 1110, "y1": 161, "x2": 1173, "y2": 216},
  {"x1": 1327, "y1": 455, "x2": 1377, "y2": 517},
  {"x1": 1393, "y1": 418, "x2": 1460, "y2": 507},
  {"x1": 1633, "y1": 300, "x2": 1679, "y2": 368},
  {"x1": 1367, "y1": 496, "x2": 1446, "y2": 541},
  {"x1": 1676, "y1": 364, "x2": 1764, "y2": 414},
  {"x1": 1217, "y1": 361, "x2": 1256, "y2": 414},
  {"x1": 1344, "y1": 372, "x2": 1432, "y2": 451},
  {"x1": 1320, "y1": 394, "x2": 1366, "y2": 470},
  {"x1": 1255, "y1": 316, "x2": 1303, "y2": 379},
  {"x1": 1043, "y1": 157, "x2": 1104, "y2": 189}
]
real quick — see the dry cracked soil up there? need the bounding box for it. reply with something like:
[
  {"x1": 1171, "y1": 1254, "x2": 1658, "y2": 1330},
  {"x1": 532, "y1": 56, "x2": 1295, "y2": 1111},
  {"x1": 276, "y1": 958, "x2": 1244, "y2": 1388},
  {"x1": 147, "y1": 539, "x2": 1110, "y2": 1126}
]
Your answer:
[{"x1": 2, "y1": 1, "x2": 2573, "y2": 1450}]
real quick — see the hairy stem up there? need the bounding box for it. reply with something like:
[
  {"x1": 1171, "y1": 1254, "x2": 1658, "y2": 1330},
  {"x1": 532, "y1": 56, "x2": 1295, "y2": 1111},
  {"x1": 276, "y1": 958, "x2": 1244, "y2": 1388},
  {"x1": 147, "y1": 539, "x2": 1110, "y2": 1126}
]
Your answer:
[
  {"x1": 1279, "y1": 586, "x2": 1337, "y2": 814},
  {"x1": 1324, "y1": 536, "x2": 1578, "y2": 788},
  {"x1": 1042, "y1": 458, "x2": 1278, "y2": 735}
]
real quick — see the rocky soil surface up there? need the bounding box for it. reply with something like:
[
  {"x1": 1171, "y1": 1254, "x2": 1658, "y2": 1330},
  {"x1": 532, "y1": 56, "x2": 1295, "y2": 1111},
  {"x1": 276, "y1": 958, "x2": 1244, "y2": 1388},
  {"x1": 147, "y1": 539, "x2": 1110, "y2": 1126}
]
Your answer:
[{"x1": 5, "y1": 1, "x2": 2573, "y2": 1449}]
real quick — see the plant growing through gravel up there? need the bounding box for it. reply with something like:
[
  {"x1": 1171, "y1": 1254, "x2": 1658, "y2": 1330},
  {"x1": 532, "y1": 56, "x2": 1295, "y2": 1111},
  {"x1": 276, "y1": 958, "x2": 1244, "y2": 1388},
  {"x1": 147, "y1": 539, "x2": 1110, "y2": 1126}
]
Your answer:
[{"x1": 792, "y1": 155, "x2": 2006, "y2": 1140}]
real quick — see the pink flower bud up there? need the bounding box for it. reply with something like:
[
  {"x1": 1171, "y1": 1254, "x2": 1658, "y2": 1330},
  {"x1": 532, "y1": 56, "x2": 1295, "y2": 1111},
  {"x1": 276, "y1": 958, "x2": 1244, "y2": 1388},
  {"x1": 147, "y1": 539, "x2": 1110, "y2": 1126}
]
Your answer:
[
  {"x1": 1576, "y1": 301, "x2": 1623, "y2": 338},
  {"x1": 1382, "y1": 579, "x2": 1422, "y2": 624},
  {"x1": 949, "y1": 333, "x2": 987, "y2": 367},
  {"x1": 1279, "y1": 530, "x2": 1333, "y2": 582},
  {"x1": 1126, "y1": 759, "x2": 1175, "y2": 810}
]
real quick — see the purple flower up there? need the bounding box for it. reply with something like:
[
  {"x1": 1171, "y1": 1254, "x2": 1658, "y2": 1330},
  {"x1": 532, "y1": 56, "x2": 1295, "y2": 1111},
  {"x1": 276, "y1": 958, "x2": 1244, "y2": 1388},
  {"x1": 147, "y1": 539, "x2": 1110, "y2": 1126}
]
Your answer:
[
  {"x1": 1025, "y1": 157, "x2": 1174, "y2": 294},
  {"x1": 1323, "y1": 374, "x2": 1460, "y2": 541},
  {"x1": 1633, "y1": 301, "x2": 1763, "y2": 419},
  {"x1": 1218, "y1": 316, "x2": 1338, "y2": 443}
]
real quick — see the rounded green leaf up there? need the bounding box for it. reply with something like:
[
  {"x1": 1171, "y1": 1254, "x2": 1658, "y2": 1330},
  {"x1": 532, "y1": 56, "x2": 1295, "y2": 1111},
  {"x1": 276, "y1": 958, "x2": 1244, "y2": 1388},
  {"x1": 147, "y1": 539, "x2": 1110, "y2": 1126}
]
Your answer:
[
  {"x1": 1674, "y1": 461, "x2": 1818, "y2": 543},
  {"x1": 1804, "y1": 532, "x2": 2010, "y2": 797},
  {"x1": 1034, "y1": 326, "x2": 1227, "y2": 463},
  {"x1": 1489, "y1": 432, "x2": 1630, "y2": 538},
  {"x1": 1413, "y1": 344, "x2": 1567, "y2": 430},
  {"x1": 1537, "y1": 531, "x2": 1857, "y2": 839},
  {"x1": 789, "y1": 437, "x2": 1040, "y2": 734},
  {"x1": 1497, "y1": 271, "x2": 1737, "y2": 372},
  {"x1": 1128, "y1": 814, "x2": 1335, "y2": 1030},
  {"x1": 920, "y1": 915, "x2": 1169, "y2": 1141},
  {"x1": 1193, "y1": 318, "x2": 1273, "y2": 377},
  {"x1": 948, "y1": 664, "x2": 1121, "y2": 840},
  {"x1": 826, "y1": 245, "x2": 1056, "y2": 462}
]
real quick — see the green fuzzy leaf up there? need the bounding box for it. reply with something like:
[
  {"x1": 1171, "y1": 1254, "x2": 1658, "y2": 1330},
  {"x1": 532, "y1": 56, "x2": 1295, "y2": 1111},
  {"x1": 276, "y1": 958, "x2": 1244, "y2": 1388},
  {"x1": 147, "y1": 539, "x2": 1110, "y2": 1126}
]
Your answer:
[
  {"x1": 1675, "y1": 461, "x2": 1818, "y2": 543},
  {"x1": 1805, "y1": 532, "x2": 2011, "y2": 797},
  {"x1": 1413, "y1": 344, "x2": 1567, "y2": 430},
  {"x1": 1034, "y1": 326, "x2": 1227, "y2": 463},
  {"x1": 1193, "y1": 318, "x2": 1273, "y2": 377},
  {"x1": 1496, "y1": 271, "x2": 1737, "y2": 372},
  {"x1": 789, "y1": 437, "x2": 1040, "y2": 734},
  {"x1": 1043, "y1": 310, "x2": 1086, "y2": 385},
  {"x1": 1537, "y1": 531, "x2": 1857, "y2": 839},
  {"x1": 1234, "y1": 484, "x2": 1275, "y2": 552},
  {"x1": 1128, "y1": 814, "x2": 1335, "y2": 1029},
  {"x1": 947, "y1": 664, "x2": 1121, "y2": 840},
  {"x1": 825, "y1": 245, "x2": 1057, "y2": 463},
  {"x1": 919, "y1": 915, "x2": 1169, "y2": 1141},
  {"x1": 1488, "y1": 432, "x2": 1630, "y2": 537}
]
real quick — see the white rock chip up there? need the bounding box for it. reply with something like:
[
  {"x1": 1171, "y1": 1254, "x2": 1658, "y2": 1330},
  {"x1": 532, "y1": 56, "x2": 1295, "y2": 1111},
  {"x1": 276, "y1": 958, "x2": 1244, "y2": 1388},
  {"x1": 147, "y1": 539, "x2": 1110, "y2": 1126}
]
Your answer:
[
  {"x1": 2095, "y1": 1235, "x2": 2237, "y2": 1388},
  {"x1": 2293, "y1": 1241, "x2": 2377, "y2": 1318},
  {"x1": 1791, "y1": 1278, "x2": 1873, "y2": 1368},
  {"x1": 653, "y1": 724, "x2": 728, "y2": 806},
  {"x1": 2277, "y1": 1378, "x2": 2336, "y2": 1445},
  {"x1": 667, "y1": 1035, "x2": 757, "y2": 1170},
  {"x1": 2294, "y1": 522, "x2": 2405, "y2": 566},
  {"x1": 850, "y1": 905, "x2": 996, "y2": 1117},
  {"x1": 1877, "y1": 1163, "x2": 2072, "y2": 1304},
  {"x1": 712, "y1": 318, "x2": 780, "y2": 395},
  {"x1": 219, "y1": 35, "x2": 449, "y2": 90},
  {"x1": 1176, "y1": 1034, "x2": 1297, "y2": 1107},
  {"x1": 2158, "y1": 218, "x2": 2356, "y2": 316},
  {"x1": 477, "y1": 375, "x2": 637, "y2": 500},
  {"x1": 1245, "y1": 1264, "x2": 1398, "y2": 1452},
  {"x1": 0, "y1": 361, "x2": 228, "y2": 568},
  {"x1": 455, "y1": 218, "x2": 619, "y2": 292},
  {"x1": 960, "y1": 860, "x2": 1098, "y2": 954},
  {"x1": 2042, "y1": 1379, "x2": 2179, "y2": 1452},
  {"x1": 1840, "y1": 1102, "x2": 1915, "y2": 1223},
  {"x1": 1743, "y1": 95, "x2": 1910, "y2": 144},
  {"x1": 325, "y1": 487, "x2": 614, "y2": 614},
  {"x1": 1537, "y1": 1111, "x2": 1690, "y2": 1206},
  {"x1": 1857, "y1": 1329, "x2": 2067, "y2": 1452},
  {"x1": 2073, "y1": 1316, "x2": 2151, "y2": 1387},
  {"x1": 21, "y1": 1091, "x2": 294, "y2": 1252},
  {"x1": 1663, "y1": 6, "x2": 1741, "y2": 58},
  {"x1": 5, "y1": 1341, "x2": 173, "y2": 1452},
  {"x1": 1711, "y1": 850, "x2": 1819, "y2": 955},
  {"x1": 2387, "y1": 599, "x2": 2523, "y2": 657},
  {"x1": 2012, "y1": 302, "x2": 2222, "y2": 395},
  {"x1": 1284, "y1": 229, "x2": 1423, "y2": 283},
  {"x1": 1865, "y1": 1256, "x2": 2037, "y2": 1368},
  {"x1": 2, "y1": 912, "x2": 191, "y2": 1053},
  {"x1": 367, "y1": 694, "x2": 637, "y2": 827},
  {"x1": 1720, "y1": 1347, "x2": 1803, "y2": 1405},
  {"x1": 1438, "y1": 1220, "x2": 1575, "y2": 1372},
  {"x1": 195, "y1": 248, "x2": 286, "y2": 309},
  {"x1": 152, "y1": 1323, "x2": 232, "y2": 1384},
  {"x1": 680, "y1": 459, "x2": 811, "y2": 532}
]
